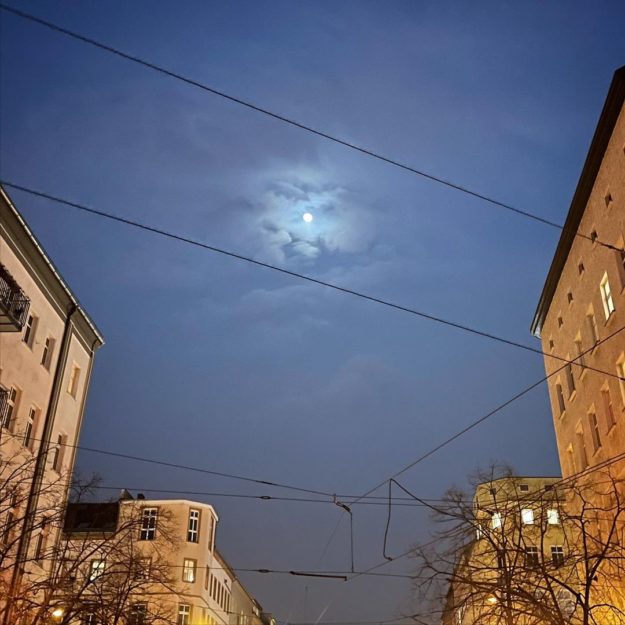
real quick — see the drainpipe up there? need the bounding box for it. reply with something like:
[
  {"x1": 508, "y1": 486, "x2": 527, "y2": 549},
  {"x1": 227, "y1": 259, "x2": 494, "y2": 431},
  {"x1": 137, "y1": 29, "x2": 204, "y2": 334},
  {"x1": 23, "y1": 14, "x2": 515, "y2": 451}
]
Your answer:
[{"x1": 3, "y1": 304, "x2": 77, "y2": 625}]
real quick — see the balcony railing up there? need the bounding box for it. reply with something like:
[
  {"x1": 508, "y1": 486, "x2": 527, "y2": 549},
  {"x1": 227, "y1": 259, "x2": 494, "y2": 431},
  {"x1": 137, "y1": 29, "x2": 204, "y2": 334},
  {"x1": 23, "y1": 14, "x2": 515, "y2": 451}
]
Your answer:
[
  {"x1": 0, "y1": 263, "x2": 30, "y2": 332},
  {"x1": 0, "y1": 387, "x2": 9, "y2": 428}
]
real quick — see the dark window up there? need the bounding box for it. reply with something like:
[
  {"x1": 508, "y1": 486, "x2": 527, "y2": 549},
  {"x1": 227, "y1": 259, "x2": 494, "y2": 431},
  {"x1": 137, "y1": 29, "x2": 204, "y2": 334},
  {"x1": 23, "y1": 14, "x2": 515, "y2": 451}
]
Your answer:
[
  {"x1": 551, "y1": 546, "x2": 565, "y2": 567},
  {"x1": 525, "y1": 546, "x2": 540, "y2": 568},
  {"x1": 139, "y1": 508, "x2": 158, "y2": 540}
]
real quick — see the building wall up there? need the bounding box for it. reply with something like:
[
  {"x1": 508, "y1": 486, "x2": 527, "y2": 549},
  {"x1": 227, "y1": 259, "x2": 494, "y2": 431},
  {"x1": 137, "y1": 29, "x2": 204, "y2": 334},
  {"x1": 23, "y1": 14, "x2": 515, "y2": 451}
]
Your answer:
[{"x1": 540, "y1": 100, "x2": 625, "y2": 479}]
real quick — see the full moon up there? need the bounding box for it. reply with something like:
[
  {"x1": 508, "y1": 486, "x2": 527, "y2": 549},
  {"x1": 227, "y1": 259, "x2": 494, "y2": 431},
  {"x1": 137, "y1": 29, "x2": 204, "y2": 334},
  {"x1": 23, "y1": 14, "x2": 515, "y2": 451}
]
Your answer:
[{"x1": 302, "y1": 212, "x2": 314, "y2": 223}]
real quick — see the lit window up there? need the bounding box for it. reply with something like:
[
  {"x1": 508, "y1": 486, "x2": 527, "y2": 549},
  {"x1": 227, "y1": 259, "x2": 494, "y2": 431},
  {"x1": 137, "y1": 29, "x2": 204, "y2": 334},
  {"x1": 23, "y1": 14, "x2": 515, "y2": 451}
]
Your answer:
[
  {"x1": 2, "y1": 386, "x2": 19, "y2": 430},
  {"x1": 24, "y1": 407, "x2": 37, "y2": 450},
  {"x1": 23, "y1": 314, "x2": 37, "y2": 347},
  {"x1": 551, "y1": 545, "x2": 565, "y2": 567},
  {"x1": 600, "y1": 273, "x2": 615, "y2": 319},
  {"x1": 525, "y1": 546, "x2": 540, "y2": 568},
  {"x1": 139, "y1": 508, "x2": 158, "y2": 541},
  {"x1": 177, "y1": 604, "x2": 191, "y2": 625},
  {"x1": 89, "y1": 559, "x2": 106, "y2": 581},
  {"x1": 521, "y1": 509, "x2": 534, "y2": 525},
  {"x1": 602, "y1": 386, "x2": 616, "y2": 430},
  {"x1": 588, "y1": 411, "x2": 602, "y2": 452},
  {"x1": 182, "y1": 558, "x2": 197, "y2": 583},
  {"x1": 547, "y1": 509, "x2": 559, "y2": 525},
  {"x1": 491, "y1": 512, "x2": 502, "y2": 529},
  {"x1": 187, "y1": 509, "x2": 200, "y2": 543},
  {"x1": 41, "y1": 337, "x2": 55, "y2": 369},
  {"x1": 67, "y1": 364, "x2": 81, "y2": 398}
]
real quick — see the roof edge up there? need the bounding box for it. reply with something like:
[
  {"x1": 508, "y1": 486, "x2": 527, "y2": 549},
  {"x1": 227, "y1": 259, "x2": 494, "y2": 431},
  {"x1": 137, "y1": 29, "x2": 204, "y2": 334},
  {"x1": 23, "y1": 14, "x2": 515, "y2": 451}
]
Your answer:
[{"x1": 531, "y1": 65, "x2": 625, "y2": 337}]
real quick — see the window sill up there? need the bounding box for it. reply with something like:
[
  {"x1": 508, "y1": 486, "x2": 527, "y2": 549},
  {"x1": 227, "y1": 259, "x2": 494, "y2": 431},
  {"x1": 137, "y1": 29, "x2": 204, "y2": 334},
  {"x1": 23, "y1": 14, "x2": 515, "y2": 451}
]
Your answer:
[
  {"x1": 607, "y1": 423, "x2": 617, "y2": 435},
  {"x1": 604, "y1": 311, "x2": 617, "y2": 327},
  {"x1": 568, "y1": 390, "x2": 577, "y2": 403}
]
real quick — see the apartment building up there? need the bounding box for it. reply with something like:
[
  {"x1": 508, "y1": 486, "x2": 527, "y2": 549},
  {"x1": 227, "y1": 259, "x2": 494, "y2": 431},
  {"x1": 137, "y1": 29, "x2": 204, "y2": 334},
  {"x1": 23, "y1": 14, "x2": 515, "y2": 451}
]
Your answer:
[
  {"x1": 531, "y1": 65, "x2": 625, "y2": 480},
  {"x1": 443, "y1": 476, "x2": 572, "y2": 625},
  {"x1": 59, "y1": 494, "x2": 273, "y2": 625},
  {"x1": 0, "y1": 185, "x2": 104, "y2": 621}
]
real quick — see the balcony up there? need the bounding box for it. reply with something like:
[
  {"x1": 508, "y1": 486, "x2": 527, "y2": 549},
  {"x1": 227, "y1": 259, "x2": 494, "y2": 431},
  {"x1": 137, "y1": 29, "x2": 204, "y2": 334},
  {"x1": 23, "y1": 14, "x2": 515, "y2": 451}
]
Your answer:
[
  {"x1": 0, "y1": 387, "x2": 8, "y2": 427},
  {"x1": 0, "y1": 263, "x2": 30, "y2": 332}
]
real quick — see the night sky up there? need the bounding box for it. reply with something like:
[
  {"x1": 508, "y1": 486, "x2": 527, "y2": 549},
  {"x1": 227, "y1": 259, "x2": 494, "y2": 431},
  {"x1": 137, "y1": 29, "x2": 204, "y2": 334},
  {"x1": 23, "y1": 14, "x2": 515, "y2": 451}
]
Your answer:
[{"x1": 2, "y1": 2, "x2": 625, "y2": 622}]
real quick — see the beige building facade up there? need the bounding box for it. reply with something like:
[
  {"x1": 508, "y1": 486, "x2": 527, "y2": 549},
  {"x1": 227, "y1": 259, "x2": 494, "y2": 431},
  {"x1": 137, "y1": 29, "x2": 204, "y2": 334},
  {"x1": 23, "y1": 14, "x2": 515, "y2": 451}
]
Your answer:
[
  {"x1": 60, "y1": 495, "x2": 273, "y2": 625},
  {"x1": 531, "y1": 65, "x2": 625, "y2": 481},
  {"x1": 0, "y1": 185, "x2": 104, "y2": 621}
]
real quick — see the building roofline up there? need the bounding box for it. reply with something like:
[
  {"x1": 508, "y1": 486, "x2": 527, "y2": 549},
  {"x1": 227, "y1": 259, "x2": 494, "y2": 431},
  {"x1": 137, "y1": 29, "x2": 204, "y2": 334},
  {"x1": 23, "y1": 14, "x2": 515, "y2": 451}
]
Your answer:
[
  {"x1": 531, "y1": 65, "x2": 625, "y2": 337},
  {"x1": 0, "y1": 184, "x2": 104, "y2": 345}
]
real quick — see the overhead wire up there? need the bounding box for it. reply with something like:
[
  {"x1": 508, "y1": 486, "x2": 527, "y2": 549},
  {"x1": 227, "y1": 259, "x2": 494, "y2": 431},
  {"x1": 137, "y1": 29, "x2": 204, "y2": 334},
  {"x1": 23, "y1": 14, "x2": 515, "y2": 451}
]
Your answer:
[
  {"x1": 2, "y1": 181, "x2": 622, "y2": 385},
  {"x1": 0, "y1": 4, "x2": 622, "y2": 254}
]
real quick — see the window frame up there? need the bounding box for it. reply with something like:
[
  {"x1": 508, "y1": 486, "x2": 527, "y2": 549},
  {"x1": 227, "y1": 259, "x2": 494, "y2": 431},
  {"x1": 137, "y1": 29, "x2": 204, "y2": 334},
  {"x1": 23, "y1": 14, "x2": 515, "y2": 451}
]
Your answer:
[
  {"x1": 139, "y1": 507, "x2": 159, "y2": 541},
  {"x1": 187, "y1": 508, "x2": 200, "y2": 543},
  {"x1": 551, "y1": 545, "x2": 565, "y2": 567},
  {"x1": 182, "y1": 558, "x2": 197, "y2": 583},
  {"x1": 521, "y1": 508, "x2": 535, "y2": 525},
  {"x1": 600, "y1": 272, "x2": 616, "y2": 319}
]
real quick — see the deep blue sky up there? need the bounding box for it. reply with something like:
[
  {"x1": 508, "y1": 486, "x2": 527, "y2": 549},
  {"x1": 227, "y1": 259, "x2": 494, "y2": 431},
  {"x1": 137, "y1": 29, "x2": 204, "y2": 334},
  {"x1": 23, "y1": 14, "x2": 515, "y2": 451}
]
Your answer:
[{"x1": 2, "y1": 1, "x2": 625, "y2": 622}]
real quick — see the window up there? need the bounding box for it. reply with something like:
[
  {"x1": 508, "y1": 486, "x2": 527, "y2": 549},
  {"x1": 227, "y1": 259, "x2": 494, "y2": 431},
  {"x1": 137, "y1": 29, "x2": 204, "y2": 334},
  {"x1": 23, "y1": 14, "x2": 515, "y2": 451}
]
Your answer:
[
  {"x1": 576, "y1": 427, "x2": 589, "y2": 470},
  {"x1": 177, "y1": 604, "x2": 191, "y2": 625},
  {"x1": 51, "y1": 434, "x2": 66, "y2": 472},
  {"x1": 491, "y1": 512, "x2": 502, "y2": 529},
  {"x1": 617, "y1": 358, "x2": 625, "y2": 404},
  {"x1": 555, "y1": 382, "x2": 566, "y2": 416},
  {"x1": 551, "y1": 545, "x2": 565, "y2": 567},
  {"x1": 549, "y1": 338, "x2": 555, "y2": 350},
  {"x1": 205, "y1": 565, "x2": 210, "y2": 590},
  {"x1": 525, "y1": 546, "x2": 540, "y2": 568},
  {"x1": 182, "y1": 558, "x2": 197, "y2": 583},
  {"x1": 566, "y1": 445, "x2": 575, "y2": 476},
  {"x1": 67, "y1": 364, "x2": 81, "y2": 398},
  {"x1": 207, "y1": 514, "x2": 215, "y2": 551},
  {"x1": 133, "y1": 557, "x2": 151, "y2": 580},
  {"x1": 89, "y1": 559, "x2": 106, "y2": 581},
  {"x1": 139, "y1": 508, "x2": 158, "y2": 540},
  {"x1": 521, "y1": 509, "x2": 534, "y2": 525},
  {"x1": 567, "y1": 291, "x2": 573, "y2": 304},
  {"x1": 2, "y1": 510, "x2": 15, "y2": 545},
  {"x1": 600, "y1": 273, "x2": 615, "y2": 319},
  {"x1": 591, "y1": 229, "x2": 599, "y2": 244},
  {"x1": 605, "y1": 191, "x2": 613, "y2": 208},
  {"x1": 618, "y1": 247, "x2": 625, "y2": 287},
  {"x1": 41, "y1": 337, "x2": 55, "y2": 369},
  {"x1": 587, "y1": 309, "x2": 600, "y2": 345},
  {"x1": 589, "y1": 410, "x2": 602, "y2": 452},
  {"x1": 128, "y1": 603, "x2": 148, "y2": 625},
  {"x1": 602, "y1": 386, "x2": 616, "y2": 430},
  {"x1": 23, "y1": 314, "x2": 37, "y2": 347},
  {"x1": 34, "y1": 517, "x2": 49, "y2": 564},
  {"x1": 565, "y1": 361, "x2": 576, "y2": 397},
  {"x1": 575, "y1": 334, "x2": 586, "y2": 370},
  {"x1": 578, "y1": 260, "x2": 585, "y2": 275},
  {"x1": 3, "y1": 386, "x2": 19, "y2": 430},
  {"x1": 547, "y1": 509, "x2": 559, "y2": 525},
  {"x1": 519, "y1": 484, "x2": 529, "y2": 492},
  {"x1": 187, "y1": 508, "x2": 200, "y2": 543},
  {"x1": 24, "y1": 407, "x2": 37, "y2": 450},
  {"x1": 557, "y1": 315, "x2": 564, "y2": 328}
]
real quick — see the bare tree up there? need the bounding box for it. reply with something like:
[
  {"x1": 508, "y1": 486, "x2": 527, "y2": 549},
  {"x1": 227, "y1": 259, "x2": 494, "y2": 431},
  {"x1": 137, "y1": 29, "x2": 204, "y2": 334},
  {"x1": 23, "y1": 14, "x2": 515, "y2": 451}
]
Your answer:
[{"x1": 412, "y1": 464, "x2": 625, "y2": 625}]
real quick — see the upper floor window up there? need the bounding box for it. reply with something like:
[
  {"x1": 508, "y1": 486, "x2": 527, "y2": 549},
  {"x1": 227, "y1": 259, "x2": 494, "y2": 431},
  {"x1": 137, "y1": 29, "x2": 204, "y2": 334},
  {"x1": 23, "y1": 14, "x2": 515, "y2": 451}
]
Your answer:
[
  {"x1": 89, "y1": 559, "x2": 106, "y2": 581},
  {"x1": 519, "y1": 484, "x2": 529, "y2": 492},
  {"x1": 605, "y1": 191, "x2": 613, "y2": 208},
  {"x1": 23, "y1": 314, "x2": 37, "y2": 348},
  {"x1": 139, "y1": 508, "x2": 158, "y2": 541},
  {"x1": 2, "y1": 386, "x2": 20, "y2": 431},
  {"x1": 555, "y1": 382, "x2": 566, "y2": 417},
  {"x1": 182, "y1": 558, "x2": 197, "y2": 583},
  {"x1": 177, "y1": 604, "x2": 191, "y2": 625},
  {"x1": 41, "y1": 337, "x2": 55, "y2": 370},
  {"x1": 576, "y1": 426, "x2": 589, "y2": 471},
  {"x1": 587, "y1": 308, "x2": 600, "y2": 345},
  {"x1": 51, "y1": 433, "x2": 66, "y2": 472},
  {"x1": 24, "y1": 407, "x2": 38, "y2": 450},
  {"x1": 128, "y1": 603, "x2": 148, "y2": 625},
  {"x1": 588, "y1": 410, "x2": 602, "y2": 452},
  {"x1": 574, "y1": 334, "x2": 586, "y2": 370},
  {"x1": 67, "y1": 364, "x2": 81, "y2": 398},
  {"x1": 525, "y1": 546, "x2": 540, "y2": 568},
  {"x1": 617, "y1": 357, "x2": 625, "y2": 405},
  {"x1": 565, "y1": 362, "x2": 576, "y2": 397},
  {"x1": 602, "y1": 385, "x2": 616, "y2": 430},
  {"x1": 207, "y1": 514, "x2": 215, "y2": 551},
  {"x1": 551, "y1": 545, "x2": 565, "y2": 567},
  {"x1": 521, "y1": 509, "x2": 534, "y2": 525},
  {"x1": 187, "y1": 508, "x2": 200, "y2": 543},
  {"x1": 600, "y1": 273, "x2": 615, "y2": 319},
  {"x1": 547, "y1": 509, "x2": 559, "y2": 525},
  {"x1": 491, "y1": 512, "x2": 502, "y2": 529}
]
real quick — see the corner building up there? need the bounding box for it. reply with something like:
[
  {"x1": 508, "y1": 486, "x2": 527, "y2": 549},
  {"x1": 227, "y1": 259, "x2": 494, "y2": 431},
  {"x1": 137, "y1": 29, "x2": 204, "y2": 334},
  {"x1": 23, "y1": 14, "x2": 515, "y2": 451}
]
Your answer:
[
  {"x1": 531, "y1": 66, "x2": 625, "y2": 480},
  {"x1": 0, "y1": 185, "x2": 103, "y2": 619}
]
